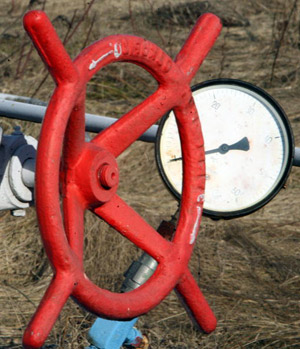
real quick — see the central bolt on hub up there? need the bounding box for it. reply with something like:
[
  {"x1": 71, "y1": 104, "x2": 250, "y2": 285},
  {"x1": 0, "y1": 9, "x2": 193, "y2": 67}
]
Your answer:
[
  {"x1": 99, "y1": 164, "x2": 119, "y2": 189},
  {"x1": 74, "y1": 144, "x2": 119, "y2": 204}
]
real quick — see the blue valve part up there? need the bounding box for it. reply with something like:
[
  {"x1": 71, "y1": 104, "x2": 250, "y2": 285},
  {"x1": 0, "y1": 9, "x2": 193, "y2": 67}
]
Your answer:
[
  {"x1": 124, "y1": 326, "x2": 143, "y2": 346},
  {"x1": 87, "y1": 317, "x2": 142, "y2": 349}
]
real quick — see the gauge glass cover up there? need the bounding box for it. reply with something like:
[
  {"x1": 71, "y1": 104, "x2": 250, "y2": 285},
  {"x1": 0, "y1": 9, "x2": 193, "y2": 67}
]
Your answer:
[{"x1": 156, "y1": 79, "x2": 294, "y2": 218}]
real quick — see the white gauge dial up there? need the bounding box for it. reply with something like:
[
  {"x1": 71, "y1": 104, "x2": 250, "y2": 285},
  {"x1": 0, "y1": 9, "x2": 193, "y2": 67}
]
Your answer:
[{"x1": 156, "y1": 79, "x2": 294, "y2": 219}]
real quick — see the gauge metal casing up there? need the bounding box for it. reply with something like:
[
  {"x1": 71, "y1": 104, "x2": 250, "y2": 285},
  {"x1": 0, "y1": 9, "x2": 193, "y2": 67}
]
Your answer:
[{"x1": 155, "y1": 79, "x2": 294, "y2": 219}]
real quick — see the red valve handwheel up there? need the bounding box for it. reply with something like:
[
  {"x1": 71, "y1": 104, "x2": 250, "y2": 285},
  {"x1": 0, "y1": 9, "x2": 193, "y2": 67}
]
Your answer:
[{"x1": 22, "y1": 11, "x2": 222, "y2": 348}]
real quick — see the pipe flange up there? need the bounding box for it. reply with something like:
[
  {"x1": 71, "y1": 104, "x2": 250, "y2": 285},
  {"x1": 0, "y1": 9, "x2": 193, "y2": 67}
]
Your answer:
[{"x1": 9, "y1": 135, "x2": 37, "y2": 202}]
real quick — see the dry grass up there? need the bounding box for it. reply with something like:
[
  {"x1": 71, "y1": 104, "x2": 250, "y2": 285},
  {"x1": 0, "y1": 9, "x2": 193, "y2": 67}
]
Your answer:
[{"x1": 0, "y1": 0, "x2": 300, "y2": 348}]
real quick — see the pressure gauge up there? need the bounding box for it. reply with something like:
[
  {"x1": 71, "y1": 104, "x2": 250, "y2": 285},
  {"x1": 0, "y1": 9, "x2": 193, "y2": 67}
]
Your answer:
[{"x1": 156, "y1": 79, "x2": 294, "y2": 219}]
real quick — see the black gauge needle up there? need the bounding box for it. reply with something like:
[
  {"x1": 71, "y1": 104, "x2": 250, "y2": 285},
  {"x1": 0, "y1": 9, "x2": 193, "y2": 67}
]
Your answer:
[
  {"x1": 206, "y1": 136, "x2": 250, "y2": 155},
  {"x1": 169, "y1": 137, "x2": 250, "y2": 162}
]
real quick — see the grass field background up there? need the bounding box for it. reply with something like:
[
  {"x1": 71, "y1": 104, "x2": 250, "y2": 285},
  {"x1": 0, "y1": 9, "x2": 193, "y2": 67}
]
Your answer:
[{"x1": 0, "y1": 0, "x2": 300, "y2": 348}]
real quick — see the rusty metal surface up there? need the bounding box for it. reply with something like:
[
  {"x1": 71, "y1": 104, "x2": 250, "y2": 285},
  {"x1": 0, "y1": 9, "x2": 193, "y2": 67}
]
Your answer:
[{"x1": 22, "y1": 10, "x2": 222, "y2": 348}]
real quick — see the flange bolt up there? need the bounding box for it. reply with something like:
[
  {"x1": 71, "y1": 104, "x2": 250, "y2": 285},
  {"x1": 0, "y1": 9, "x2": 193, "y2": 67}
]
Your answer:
[{"x1": 99, "y1": 164, "x2": 119, "y2": 189}]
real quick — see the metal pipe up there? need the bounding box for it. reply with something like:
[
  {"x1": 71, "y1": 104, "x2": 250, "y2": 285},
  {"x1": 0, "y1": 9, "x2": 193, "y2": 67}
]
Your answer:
[
  {"x1": 1, "y1": 94, "x2": 300, "y2": 166},
  {"x1": 0, "y1": 93, "x2": 158, "y2": 143}
]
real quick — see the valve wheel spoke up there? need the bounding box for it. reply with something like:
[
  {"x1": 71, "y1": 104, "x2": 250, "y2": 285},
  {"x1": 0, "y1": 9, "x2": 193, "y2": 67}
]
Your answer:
[
  {"x1": 91, "y1": 87, "x2": 174, "y2": 157},
  {"x1": 93, "y1": 194, "x2": 172, "y2": 262},
  {"x1": 175, "y1": 268, "x2": 217, "y2": 333}
]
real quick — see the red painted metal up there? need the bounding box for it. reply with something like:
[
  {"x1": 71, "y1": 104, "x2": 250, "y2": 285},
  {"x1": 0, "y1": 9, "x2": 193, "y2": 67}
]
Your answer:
[{"x1": 22, "y1": 10, "x2": 222, "y2": 348}]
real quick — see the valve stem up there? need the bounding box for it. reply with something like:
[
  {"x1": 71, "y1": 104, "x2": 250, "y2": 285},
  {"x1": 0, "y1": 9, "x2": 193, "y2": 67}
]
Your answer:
[{"x1": 121, "y1": 214, "x2": 177, "y2": 293}]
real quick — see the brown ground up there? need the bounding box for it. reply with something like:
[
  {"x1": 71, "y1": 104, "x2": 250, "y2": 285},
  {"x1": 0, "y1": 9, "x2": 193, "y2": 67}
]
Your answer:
[{"x1": 0, "y1": 0, "x2": 300, "y2": 348}]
